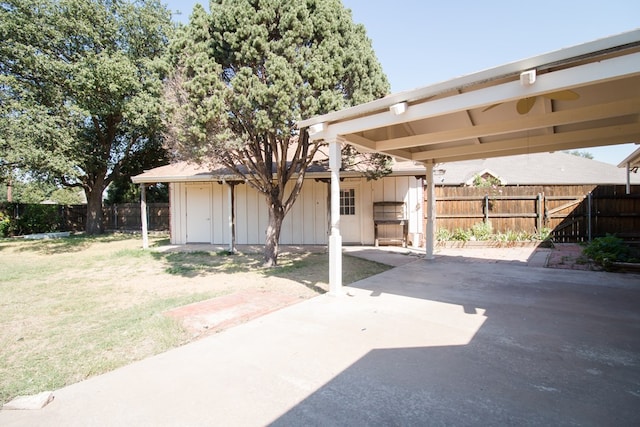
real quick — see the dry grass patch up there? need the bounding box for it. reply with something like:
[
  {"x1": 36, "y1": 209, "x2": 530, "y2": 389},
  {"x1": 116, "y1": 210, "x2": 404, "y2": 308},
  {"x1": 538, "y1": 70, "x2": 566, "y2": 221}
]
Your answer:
[{"x1": 0, "y1": 233, "x2": 390, "y2": 404}]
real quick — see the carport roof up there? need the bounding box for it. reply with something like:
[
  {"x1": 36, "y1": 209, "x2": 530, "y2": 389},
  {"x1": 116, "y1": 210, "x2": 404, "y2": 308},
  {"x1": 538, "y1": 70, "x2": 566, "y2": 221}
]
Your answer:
[
  {"x1": 298, "y1": 29, "x2": 640, "y2": 165},
  {"x1": 618, "y1": 145, "x2": 640, "y2": 169}
]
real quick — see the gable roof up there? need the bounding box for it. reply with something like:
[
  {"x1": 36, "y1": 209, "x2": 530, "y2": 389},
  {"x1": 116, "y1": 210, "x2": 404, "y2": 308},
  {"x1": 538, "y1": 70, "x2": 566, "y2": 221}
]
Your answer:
[{"x1": 438, "y1": 152, "x2": 640, "y2": 185}]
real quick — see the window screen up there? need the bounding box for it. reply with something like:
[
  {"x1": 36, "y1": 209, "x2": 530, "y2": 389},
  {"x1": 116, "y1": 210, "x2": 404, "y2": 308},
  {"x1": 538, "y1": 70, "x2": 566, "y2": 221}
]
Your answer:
[{"x1": 340, "y1": 189, "x2": 356, "y2": 215}]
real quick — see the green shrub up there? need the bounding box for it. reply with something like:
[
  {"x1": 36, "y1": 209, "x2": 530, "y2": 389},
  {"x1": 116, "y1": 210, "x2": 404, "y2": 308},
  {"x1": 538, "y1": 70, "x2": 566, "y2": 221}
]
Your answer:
[
  {"x1": 13, "y1": 204, "x2": 62, "y2": 235},
  {"x1": 451, "y1": 227, "x2": 472, "y2": 242},
  {"x1": 536, "y1": 227, "x2": 552, "y2": 241},
  {"x1": 435, "y1": 228, "x2": 452, "y2": 241},
  {"x1": 0, "y1": 211, "x2": 11, "y2": 237},
  {"x1": 471, "y1": 221, "x2": 493, "y2": 241},
  {"x1": 583, "y1": 234, "x2": 631, "y2": 269}
]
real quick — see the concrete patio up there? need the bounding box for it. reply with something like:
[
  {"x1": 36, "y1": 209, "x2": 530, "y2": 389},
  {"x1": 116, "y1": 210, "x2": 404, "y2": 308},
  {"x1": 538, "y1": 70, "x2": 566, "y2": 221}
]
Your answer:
[{"x1": 1, "y1": 252, "x2": 639, "y2": 426}]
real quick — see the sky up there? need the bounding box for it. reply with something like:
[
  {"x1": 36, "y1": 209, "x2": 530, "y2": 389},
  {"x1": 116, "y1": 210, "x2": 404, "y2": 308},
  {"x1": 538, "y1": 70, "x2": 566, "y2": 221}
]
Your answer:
[{"x1": 163, "y1": 0, "x2": 640, "y2": 166}]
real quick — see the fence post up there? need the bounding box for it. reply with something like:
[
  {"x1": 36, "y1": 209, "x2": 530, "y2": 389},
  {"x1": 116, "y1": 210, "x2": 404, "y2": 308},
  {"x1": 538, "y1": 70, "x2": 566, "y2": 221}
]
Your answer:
[
  {"x1": 484, "y1": 194, "x2": 489, "y2": 224},
  {"x1": 587, "y1": 192, "x2": 592, "y2": 242},
  {"x1": 536, "y1": 193, "x2": 542, "y2": 232}
]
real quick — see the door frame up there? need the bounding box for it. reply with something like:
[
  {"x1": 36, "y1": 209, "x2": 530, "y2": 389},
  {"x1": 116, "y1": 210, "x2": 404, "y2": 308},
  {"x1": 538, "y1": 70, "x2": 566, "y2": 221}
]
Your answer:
[
  {"x1": 339, "y1": 181, "x2": 363, "y2": 244},
  {"x1": 185, "y1": 184, "x2": 212, "y2": 243}
]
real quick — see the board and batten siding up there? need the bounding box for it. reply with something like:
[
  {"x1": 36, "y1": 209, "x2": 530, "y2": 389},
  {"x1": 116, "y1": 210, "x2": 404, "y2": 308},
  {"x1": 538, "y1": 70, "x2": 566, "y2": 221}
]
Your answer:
[
  {"x1": 337, "y1": 175, "x2": 423, "y2": 246},
  {"x1": 169, "y1": 180, "x2": 328, "y2": 245},
  {"x1": 169, "y1": 175, "x2": 423, "y2": 247}
]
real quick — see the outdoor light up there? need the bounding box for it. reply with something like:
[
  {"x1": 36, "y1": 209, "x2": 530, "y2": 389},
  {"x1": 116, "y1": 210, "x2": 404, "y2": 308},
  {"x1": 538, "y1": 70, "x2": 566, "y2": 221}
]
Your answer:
[
  {"x1": 520, "y1": 69, "x2": 536, "y2": 86},
  {"x1": 308, "y1": 122, "x2": 325, "y2": 136},
  {"x1": 389, "y1": 102, "x2": 407, "y2": 115}
]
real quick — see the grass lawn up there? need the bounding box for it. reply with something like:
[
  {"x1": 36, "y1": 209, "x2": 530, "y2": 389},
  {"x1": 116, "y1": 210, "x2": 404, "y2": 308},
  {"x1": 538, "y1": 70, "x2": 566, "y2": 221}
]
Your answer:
[{"x1": 0, "y1": 233, "x2": 390, "y2": 405}]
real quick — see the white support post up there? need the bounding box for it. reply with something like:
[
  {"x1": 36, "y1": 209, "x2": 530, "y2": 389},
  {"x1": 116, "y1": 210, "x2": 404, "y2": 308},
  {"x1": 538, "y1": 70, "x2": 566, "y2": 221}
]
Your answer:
[
  {"x1": 425, "y1": 163, "x2": 436, "y2": 260},
  {"x1": 328, "y1": 139, "x2": 342, "y2": 295},
  {"x1": 226, "y1": 181, "x2": 236, "y2": 253},
  {"x1": 626, "y1": 162, "x2": 631, "y2": 195},
  {"x1": 140, "y1": 184, "x2": 149, "y2": 249}
]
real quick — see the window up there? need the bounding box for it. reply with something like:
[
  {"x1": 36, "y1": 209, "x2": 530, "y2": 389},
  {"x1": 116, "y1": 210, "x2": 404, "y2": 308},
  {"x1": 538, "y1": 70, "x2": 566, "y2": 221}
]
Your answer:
[{"x1": 340, "y1": 189, "x2": 356, "y2": 215}]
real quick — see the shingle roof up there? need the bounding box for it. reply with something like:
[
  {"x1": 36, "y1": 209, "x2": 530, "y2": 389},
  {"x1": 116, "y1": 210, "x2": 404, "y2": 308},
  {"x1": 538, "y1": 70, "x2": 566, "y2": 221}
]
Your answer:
[
  {"x1": 131, "y1": 159, "x2": 426, "y2": 184},
  {"x1": 132, "y1": 152, "x2": 640, "y2": 185},
  {"x1": 438, "y1": 152, "x2": 640, "y2": 185}
]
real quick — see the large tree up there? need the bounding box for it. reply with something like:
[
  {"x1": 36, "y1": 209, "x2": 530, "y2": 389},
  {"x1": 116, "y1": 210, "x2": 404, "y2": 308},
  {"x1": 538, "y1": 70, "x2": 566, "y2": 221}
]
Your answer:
[
  {"x1": 0, "y1": 0, "x2": 173, "y2": 233},
  {"x1": 165, "y1": 0, "x2": 390, "y2": 266}
]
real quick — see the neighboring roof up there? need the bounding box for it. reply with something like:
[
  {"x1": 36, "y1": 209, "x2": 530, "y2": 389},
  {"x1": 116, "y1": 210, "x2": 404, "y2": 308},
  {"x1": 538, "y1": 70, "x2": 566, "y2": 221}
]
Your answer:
[
  {"x1": 438, "y1": 152, "x2": 640, "y2": 186},
  {"x1": 618, "y1": 145, "x2": 640, "y2": 169},
  {"x1": 300, "y1": 29, "x2": 640, "y2": 165},
  {"x1": 131, "y1": 158, "x2": 426, "y2": 184}
]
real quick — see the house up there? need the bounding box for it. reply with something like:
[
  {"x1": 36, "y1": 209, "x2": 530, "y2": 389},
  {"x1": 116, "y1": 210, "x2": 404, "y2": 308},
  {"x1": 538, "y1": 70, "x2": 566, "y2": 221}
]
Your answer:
[
  {"x1": 438, "y1": 152, "x2": 640, "y2": 186},
  {"x1": 132, "y1": 159, "x2": 426, "y2": 247},
  {"x1": 430, "y1": 152, "x2": 640, "y2": 240}
]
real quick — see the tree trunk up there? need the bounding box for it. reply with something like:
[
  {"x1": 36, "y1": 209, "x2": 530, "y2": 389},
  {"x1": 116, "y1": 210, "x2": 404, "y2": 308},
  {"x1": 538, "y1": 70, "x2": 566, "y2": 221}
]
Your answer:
[
  {"x1": 85, "y1": 185, "x2": 105, "y2": 235},
  {"x1": 263, "y1": 198, "x2": 285, "y2": 267}
]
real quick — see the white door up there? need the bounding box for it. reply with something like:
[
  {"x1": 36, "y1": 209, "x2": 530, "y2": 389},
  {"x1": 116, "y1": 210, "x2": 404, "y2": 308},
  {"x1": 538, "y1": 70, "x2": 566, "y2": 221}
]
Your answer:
[
  {"x1": 186, "y1": 185, "x2": 211, "y2": 243},
  {"x1": 339, "y1": 186, "x2": 361, "y2": 244}
]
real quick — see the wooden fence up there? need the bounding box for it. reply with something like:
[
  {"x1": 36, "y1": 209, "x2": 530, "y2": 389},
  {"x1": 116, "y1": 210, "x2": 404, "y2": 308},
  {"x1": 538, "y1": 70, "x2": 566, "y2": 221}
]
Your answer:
[
  {"x1": 102, "y1": 203, "x2": 169, "y2": 231},
  {"x1": 2, "y1": 203, "x2": 169, "y2": 233},
  {"x1": 426, "y1": 185, "x2": 640, "y2": 242}
]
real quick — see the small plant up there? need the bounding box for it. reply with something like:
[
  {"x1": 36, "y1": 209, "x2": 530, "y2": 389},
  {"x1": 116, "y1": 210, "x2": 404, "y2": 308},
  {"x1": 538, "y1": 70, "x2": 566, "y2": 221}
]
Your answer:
[
  {"x1": 451, "y1": 227, "x2": 472, "y2": 242},
  {"x1": 583, "y1": 234, "x2": 632, "y2": 270},
  {"x1": 535, "y1": 227, "x2": 553, "y2": 242},
  {"x1": 471, "y1": 221, "x2": 493, "y2": 241},
  {"x1": 435, "y1": 228, "x2": 452, "y2": 242}
]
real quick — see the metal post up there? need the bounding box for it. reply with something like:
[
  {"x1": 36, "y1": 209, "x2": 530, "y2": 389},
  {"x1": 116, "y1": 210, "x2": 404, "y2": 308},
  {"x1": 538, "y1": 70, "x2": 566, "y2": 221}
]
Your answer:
[
  {"x1": 587, "y1": 192, "x2": 592, "y2": 242},
  {"x1": 536, "y1": 193, "x2": 542, "y2": 232},
  {"x1": 484, "y1": 194, "x2": 489, "y2": 224}
]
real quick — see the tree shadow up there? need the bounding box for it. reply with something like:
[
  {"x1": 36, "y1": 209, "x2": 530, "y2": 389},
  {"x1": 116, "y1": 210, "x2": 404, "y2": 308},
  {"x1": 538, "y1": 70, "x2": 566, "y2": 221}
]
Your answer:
[
  {"x1": 150, "y1": 245, "x2": 389, "y2": 296},
  {"x1": 5, "y1": 233, "x2": 134, "y2": 254}
]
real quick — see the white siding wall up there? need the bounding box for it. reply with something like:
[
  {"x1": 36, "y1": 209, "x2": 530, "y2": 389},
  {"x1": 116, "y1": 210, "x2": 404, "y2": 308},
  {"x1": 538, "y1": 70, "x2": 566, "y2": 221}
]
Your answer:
[
  {"x1": 364, "y1": 175, "x2": 423, "y2": 246},
  {"x1": 169, "y1": 176, "x2": 422, "y2": 246},
  {"x1": 170, "y1": 180, "x2": 328, "y2": 245}
]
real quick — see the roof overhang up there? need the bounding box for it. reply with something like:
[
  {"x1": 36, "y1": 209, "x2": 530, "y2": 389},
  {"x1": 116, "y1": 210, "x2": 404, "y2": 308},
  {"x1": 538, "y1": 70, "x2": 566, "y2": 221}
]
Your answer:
[
  {"x1": 131, "y1": 160, "x2": 426, "y2": 184},
  {"x1": 618, "y1": 145, "x2": 640, "y2": 169},
  {"x1": 299, "y1": 29, "x2": 640, "y2": 165}
]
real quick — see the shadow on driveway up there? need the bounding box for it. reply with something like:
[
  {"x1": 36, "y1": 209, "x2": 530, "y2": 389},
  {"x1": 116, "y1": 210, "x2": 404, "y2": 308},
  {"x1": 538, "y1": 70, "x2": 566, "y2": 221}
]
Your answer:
[{"x1": 273, "y1": 261, "x2": 640, "y2": 426}]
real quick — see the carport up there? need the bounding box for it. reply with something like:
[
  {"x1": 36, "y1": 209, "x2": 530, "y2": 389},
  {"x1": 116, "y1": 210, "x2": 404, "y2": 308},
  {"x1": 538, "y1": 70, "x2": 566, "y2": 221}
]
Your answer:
[{"x1": 298, "y1": 29, "x2": 640, "y2": 294}]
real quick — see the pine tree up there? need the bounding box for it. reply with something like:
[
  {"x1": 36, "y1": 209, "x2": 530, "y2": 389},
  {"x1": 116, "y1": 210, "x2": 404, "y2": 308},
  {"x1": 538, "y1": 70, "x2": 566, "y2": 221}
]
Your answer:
[{"x1": 165, "y1": 0, "x2": 389, "y2": 266}]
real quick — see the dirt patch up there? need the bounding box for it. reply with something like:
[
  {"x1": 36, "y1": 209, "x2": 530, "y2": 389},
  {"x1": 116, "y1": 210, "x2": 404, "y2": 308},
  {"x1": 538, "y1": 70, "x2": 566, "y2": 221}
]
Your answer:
[{"x1": 545, "y1": 243, "x2": 599, "y2": 271}]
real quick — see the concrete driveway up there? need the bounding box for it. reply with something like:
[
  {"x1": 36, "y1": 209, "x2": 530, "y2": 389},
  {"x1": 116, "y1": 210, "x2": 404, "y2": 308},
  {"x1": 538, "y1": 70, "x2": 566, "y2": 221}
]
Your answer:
[{"x1": 2, "y1": 256, "x2": 639, "y2": 426}]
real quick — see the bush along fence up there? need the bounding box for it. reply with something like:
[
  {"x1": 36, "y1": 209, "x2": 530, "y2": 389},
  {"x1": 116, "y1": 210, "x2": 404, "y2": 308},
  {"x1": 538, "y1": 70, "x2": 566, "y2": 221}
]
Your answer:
[
  {"x1": 427, "y1": 185, "x2": 640, "y2": 243},
  {"x1": 0, "y1": 203, "x2": 169, "y2": 237}
]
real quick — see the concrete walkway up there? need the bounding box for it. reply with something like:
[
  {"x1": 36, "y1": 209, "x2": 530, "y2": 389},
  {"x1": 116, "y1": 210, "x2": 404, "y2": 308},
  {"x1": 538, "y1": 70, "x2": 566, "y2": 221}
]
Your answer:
[{"x1": 2, "y1": 250, "x2": 639, "y2": 426}]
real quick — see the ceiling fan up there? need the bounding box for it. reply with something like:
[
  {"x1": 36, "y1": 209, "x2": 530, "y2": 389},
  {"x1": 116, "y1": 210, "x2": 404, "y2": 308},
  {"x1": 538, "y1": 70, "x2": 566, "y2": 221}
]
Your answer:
[{"x1": 483, "y1": 90, "x2": 580, "y2": 115}]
